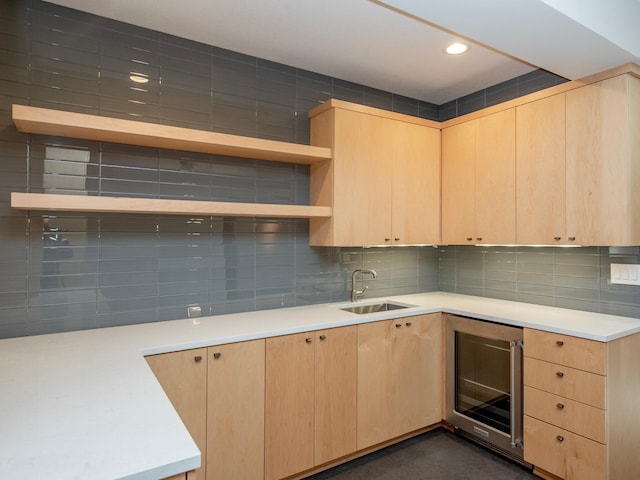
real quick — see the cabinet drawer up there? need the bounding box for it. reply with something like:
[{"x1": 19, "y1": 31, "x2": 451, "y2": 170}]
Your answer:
[
  {"x1": 524, "y1": 329, "x2": 605, "y2": 374},
  {"x1": 524, "y1": 416, "x2": 606, "y2": 480},
  {"x1": 524, "y1": 386, "x2": 605, "y2": 443},
  {"x1": 524, "y1": 357, "x2": 605, "y2": 409}
]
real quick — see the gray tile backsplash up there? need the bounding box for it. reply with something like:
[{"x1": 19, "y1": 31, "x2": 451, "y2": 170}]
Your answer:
[
  {"x1": 439, "y1": 246, "x2": 640, "y2": 315},
  {"x1": 0, "y1": 0, "x2": 636, "y2": 338}
]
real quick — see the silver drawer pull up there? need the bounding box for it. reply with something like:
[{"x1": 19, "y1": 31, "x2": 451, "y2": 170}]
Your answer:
[
  {"x1": 556, "y1": 371, "x2": 564, "y2": 378},
  {"x1": 556, "y1": 403, "x2": 565, "y2": 410},
  {"x1": 305, "y1": 338, "x2": 312, "y2": 343},
  {"x1": 194, "y1": 355, "x2": 203, "y2": 362},
  {"x1": 395, "y1": 324, "x2": 402, "y2": 328},
  {"x1": 556, "y1": 340, "x2": 564, "y2": 346},
  {"x1": 319, "y1": 335, "x2": 326, "y2": 340},
  {"x1": 213, "y1": 352, "x2": 221, "y2": 359},
  {"x1": 556, "y1": 435, "x2": 564, "y2": 442}
]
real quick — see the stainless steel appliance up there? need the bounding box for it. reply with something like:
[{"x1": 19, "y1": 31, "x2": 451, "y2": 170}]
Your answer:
[{"x1": 445, "y1": 314, "x2": 530, "y2": 467}]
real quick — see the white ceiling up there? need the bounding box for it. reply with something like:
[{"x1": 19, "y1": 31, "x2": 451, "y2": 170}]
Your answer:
[{"x1": 45, "y1": 0, "x2": 640, "y2": 105}]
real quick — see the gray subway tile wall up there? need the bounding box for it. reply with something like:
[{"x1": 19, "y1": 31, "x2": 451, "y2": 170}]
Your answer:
[
  {"x1": 437, "y1": 70, "x2": 568, "y2": 121},
  {"x1": 439, "y1": 246, "x2": 640, "y2": 315},
  {"x1": 0, "y1": 0, "x2": 637, "y2": 338}
]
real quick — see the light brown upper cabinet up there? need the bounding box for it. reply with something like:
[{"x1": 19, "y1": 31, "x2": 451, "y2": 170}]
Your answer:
[
  {"x1": 442, "y1": 108, "x2": 516, "y2": 244},
  {"x1": 516, "y1": 94, "x2": 567, "y2": 245},
  {"x1": 391, "y1": 120, "x2": 441, "y2": 245},
  {"x1": 565, "y1": 73, "x2": 640, "y2": 246},
  {"x1": 309, "y1": 100, "x2": 441, "y2": 246}
]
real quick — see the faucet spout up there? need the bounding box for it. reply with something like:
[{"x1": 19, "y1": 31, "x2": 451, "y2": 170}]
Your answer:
[{"x1": 351, "y1": 269, "x2": 377, "y2": 302}]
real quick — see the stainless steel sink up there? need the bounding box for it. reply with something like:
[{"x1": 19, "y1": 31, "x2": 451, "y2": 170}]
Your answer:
[{"x1": 340, "y1": 302, "x2": 409, "y2": 314}]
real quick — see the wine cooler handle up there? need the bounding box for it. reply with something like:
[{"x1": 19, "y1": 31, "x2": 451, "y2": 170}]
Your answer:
[{"x1": 510, "y1": 340, "x2": 524, "y2": 448}]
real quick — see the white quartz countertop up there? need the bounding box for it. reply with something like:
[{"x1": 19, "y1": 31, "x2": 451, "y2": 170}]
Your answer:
[{"x1": 2, "y1": 292, "x2": 640, "y2": 480}]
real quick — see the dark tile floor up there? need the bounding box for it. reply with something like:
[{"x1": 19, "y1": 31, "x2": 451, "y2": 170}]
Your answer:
[{"x1": 307, "y1": 428, "x2": 539, "y2": 480}]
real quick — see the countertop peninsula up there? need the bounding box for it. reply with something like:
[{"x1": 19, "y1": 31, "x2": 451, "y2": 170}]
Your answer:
[{"x1": 2, "y1": 292, "x2": 640, "y2": 480}]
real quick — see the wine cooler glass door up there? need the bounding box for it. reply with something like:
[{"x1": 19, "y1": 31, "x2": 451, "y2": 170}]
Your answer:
[{"x1": 455, "y1": 331, "x2": 512, "y2": 434}]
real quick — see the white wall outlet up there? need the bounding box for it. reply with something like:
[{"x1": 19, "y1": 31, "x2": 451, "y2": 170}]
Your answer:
[{"x1": 610, "y1": 264, "x2": 640, "y2": 285}]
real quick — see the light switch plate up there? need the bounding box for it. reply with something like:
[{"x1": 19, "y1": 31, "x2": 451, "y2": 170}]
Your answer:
[{"x1": 610, "y1": 264, "x2": 640, "y2": 285}]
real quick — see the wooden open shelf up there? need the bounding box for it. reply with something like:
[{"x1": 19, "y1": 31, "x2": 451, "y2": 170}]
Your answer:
[
  {"x1": 12, "y1": 105, "x2": 332, "y2": 165},
  {"x1": 11, "y1": 105, "x2": 334, "y2": 219},
  {"x1": 11, "y1": 192, "x2": 332, "y2": 219}
]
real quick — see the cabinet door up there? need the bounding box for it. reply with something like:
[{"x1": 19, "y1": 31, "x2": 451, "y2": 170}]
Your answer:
[
  {"x1": 310, "y1": 103, "x2": 440, "y2": 247},
  {"x1": 391, "y1": 123, "x2": 441, "y2": 245},
  {"x1": 207, "y1": 340, "x2": 265, "y2": 480},
  {"x1": 475, "y1": 108, "x2": 516, "y2": 244},
  {"x1": 442, "y1": 120, "x2": 476, "y2": 244},
  {"x1": 393, "y1": 314, "x2": 442, "y2": 435},
  {"x1": 516, "y1": 94, "x2": 566, "y2": 245},
  {"x1": 314, "y1": 326, "x2": 357, "y2": 465},
  {"x1": 331, "y1": 109, "x2": 394, "y2": 246},
  {"x1": 146, "y1": 349, "x2": 207, "y2": 480},
  {"x1": 566, "y1": 74, "x2": 640, "y2": 245},
  {"x1": 265, "y1": 332, "x2": 315, "y2": 480},
  {"x1": 357, "y1": 314, "x2": 442, "y2": 449},
  {"x1": 357, "y1": 318, "x2": 395, "y2": 448}
]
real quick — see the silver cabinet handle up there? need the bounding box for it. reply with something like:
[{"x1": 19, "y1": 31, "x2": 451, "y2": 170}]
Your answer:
[
  {"x1": 319, "y1": 335, "x2": 326, "y2": 340},
  {"x1": 194, "y1": 355, "x2": 202, "y2": 362},
  {"x1": 556, "y1": 340, "x2": 564, "y2": 346},
  {"x1": 213, "y1": 352, "x2": 221, "y2": 359},
  {"x1": 305, "y1": 337, "x2": 312, "y2": 343},
  {"x1": 405, "y1": 322, "x2": 412, "y2": 327},
  {"x1": 556, "y1": 435, "x2": 564, "y2": 442},
  {"x1": 466, "y1": 237, "x2": 473, "y2": 241},
  {"x1": 568, "y1": 236, "x2": 576, "y2": 241},
  {"x1": 395, "y1": 324, "x2": 402, "y2": 328},
  {"x1": 554, "y1": 236, "x2": 561, "y2": 241},
  {"x1": 556, "y1": 371, "x2": 564, "y2": 378},
  {"x1": 556, "y1": 403, "x2": 565, "y2": 409}
]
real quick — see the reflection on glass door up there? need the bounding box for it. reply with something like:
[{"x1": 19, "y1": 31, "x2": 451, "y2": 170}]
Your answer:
[{"x1": 454, "y1": 332, "x2": 511, "y2": 434}]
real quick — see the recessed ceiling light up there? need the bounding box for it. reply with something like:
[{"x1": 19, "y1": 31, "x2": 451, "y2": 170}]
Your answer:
[
  {"x1": 445, "y1": 42, "x2": 469, "y2": 55},
  {"x1": 129, "y1": 74, "x2": 149, "y2": 84}
]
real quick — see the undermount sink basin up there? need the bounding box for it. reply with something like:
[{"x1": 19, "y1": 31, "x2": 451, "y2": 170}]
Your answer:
[{"x1": 340, "y1": 302, "x2": 409, "y2": 314}]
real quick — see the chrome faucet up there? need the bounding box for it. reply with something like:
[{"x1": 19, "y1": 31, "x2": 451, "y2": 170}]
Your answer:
[{"x1": 351, "y1": 269, "x2": 377, "y2": 302}]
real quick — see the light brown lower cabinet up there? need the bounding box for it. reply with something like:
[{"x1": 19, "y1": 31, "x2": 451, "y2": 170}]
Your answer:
[
  {"x1": 146, "y1": 348, "x2": 207, "y2": 480},
  {"x1": 525, "y1": 416, "x2": 606, "y2": 480},
  {"x1": 357, "y1": 313, "x2": 442, "y2": 449},
  {"x1": 146, "y1": 318, "x2": 640, "y2": 480},
  {"x1": 523, "y1": 328, "x2": 640, "y2": 480},
  {"x1": 264, "y1": 326, "x2": 357, "y2": 480},
  {"x1": 207, "y1": 340, "x2": 265, "y2": 480},
  {"x1": 146, "y1": 339, "x2": 265, "y2": 480},
  {"x1": 163, "y1": 473, "x2": 195, "y2": 480}
]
